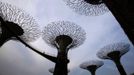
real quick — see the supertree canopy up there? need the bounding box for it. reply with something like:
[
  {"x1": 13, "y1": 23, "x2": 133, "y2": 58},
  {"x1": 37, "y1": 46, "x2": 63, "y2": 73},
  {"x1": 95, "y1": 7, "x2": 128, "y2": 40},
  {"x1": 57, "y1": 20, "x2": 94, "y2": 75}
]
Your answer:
[
  {"x1": 0, "y1": 1, "x2": 41, "y2": 42},
  {"x1": 97, "y1": 42, "x2": 130, "y2": 59},
  {"x1": 42, "y1": 21, "x2": 86, "y2": 50},
  {"x1": 63, "y1": 0, "x2": 109, "y2": 16},
  {"x1": 80, "y1": 60, "x2": 104, "y2": 75},
  {"x1": 80, "y1": 60, "x2": 104, "y2": 69}
]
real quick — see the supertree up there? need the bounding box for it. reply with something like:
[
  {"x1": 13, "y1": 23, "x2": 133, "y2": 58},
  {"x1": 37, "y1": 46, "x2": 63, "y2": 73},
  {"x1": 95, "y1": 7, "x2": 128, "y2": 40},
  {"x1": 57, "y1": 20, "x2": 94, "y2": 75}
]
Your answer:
[
  {"x1": 0, "y1": 1, "x2": 61, "y2": 70},
  {"x1": 42, "y1": 21, "x2": 86, "y2": 75},
  {"x1": 80, "y1": 60, "x2": 104, "y2": 75},
  {"x1": 0, "y1": 2, "x2": 60, "y2": 72},
  {"x1": 97, "y1": 42, "x2": 130, "y2": 75},
  {"x1": 48, "y1": 68, "x2": 70, "y2": 74},
  {"x1": 0, "y1": 1, "x2": 41, "y2": 47},
  {"x1": 62, "y1": 0, "x2": 109, "y2": 16}
]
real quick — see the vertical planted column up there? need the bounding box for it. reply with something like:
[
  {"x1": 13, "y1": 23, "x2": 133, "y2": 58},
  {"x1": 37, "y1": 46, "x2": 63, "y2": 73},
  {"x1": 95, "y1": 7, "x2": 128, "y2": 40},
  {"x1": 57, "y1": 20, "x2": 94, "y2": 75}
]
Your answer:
[
  {"x1": 80, "y1": 60, "x2": 104, "y2": 75},
  {"x1": 42, "y1": 21, "x2": 86, "y2": 75},
  {"x1": 97, "y1": 42, "x2": 130, "y2": 75}
]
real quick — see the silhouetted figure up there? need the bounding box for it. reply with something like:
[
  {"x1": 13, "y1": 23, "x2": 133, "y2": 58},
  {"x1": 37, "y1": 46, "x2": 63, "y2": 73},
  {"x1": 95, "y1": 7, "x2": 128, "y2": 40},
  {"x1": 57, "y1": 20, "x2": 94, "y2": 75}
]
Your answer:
[
  {"x1": 0, "y1": 16, "x2": 24, "y2": 47},
  {"x1": 97, "y1": 42, "x2": 130, "y2": 75},
  {"x1": 80, "y1": 60, "x2": 104, "y2": 75},
  {"x1": 42, "y1": 21, "x2": 86, "y2": 75}
]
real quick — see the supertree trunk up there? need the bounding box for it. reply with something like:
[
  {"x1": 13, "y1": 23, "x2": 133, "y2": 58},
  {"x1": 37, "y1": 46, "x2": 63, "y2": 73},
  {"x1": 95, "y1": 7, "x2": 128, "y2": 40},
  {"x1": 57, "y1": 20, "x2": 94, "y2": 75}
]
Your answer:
[
  {"x1": 54, "y1": 50, "x2": 69, "y2": 75},
  {"x1": 53, "y1": 35, "x2": 71, "y2": 75},
  {"x1": 91, "y1": 71, "x2": 95, "y2": 75},
  {"x1": 113, "y1": 58, "x2": 127, "y2": 75},
  {"x1": 116, "y1": 61, "x2": 127, "y2": 75}
]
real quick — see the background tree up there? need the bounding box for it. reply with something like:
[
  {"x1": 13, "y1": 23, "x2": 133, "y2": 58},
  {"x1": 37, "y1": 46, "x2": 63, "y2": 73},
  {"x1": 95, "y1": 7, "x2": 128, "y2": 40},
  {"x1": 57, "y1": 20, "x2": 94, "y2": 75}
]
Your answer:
[
  {"x1": 42, "y1": 21, "x2": 86, "y2": 75},
  {"x1": 62, "y1": 0, "x2": 109, "y2": 16},
  {"x1": 80, "y1": 60, "x2": 104, "y2": 75},
  {"x1": 97, "y1": 42, "x2": 130, "y2": 75}
]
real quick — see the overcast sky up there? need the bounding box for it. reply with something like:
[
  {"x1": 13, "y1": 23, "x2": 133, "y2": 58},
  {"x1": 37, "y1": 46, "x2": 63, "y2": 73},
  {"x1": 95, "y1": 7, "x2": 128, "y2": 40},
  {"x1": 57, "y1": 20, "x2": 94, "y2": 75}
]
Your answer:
[{"x1": 0, "y1": 0, "x2": 134, "y2": 75}]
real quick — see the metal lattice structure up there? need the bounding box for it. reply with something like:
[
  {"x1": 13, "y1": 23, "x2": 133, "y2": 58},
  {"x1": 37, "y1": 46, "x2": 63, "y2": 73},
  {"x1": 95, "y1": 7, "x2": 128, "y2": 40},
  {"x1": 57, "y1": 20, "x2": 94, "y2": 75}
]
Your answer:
[
  {"x1": 97, "y1": 42, "x2": 130, "y2": 59},
  {"x1": 42, "y1": 21, "x2": 86, "y2": 49},
  {"x1": 80, "y1": 60, "x2": 104, "y2": 69},
  {"x1": 63, "y1": 0, "x2": 109, "y2": 16},
  {"x1": 42, "y1": 21, "x2": 86, "y2": 75},
  {"x1": 80, "y1": 60, "x2": 104, "y2": 75},
  {"x1": 0, "y1": 1, "x2": 41, "y2": 42},
  {"x1": 97, "y1": 42, "x2": 130, "y2": 75}
]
